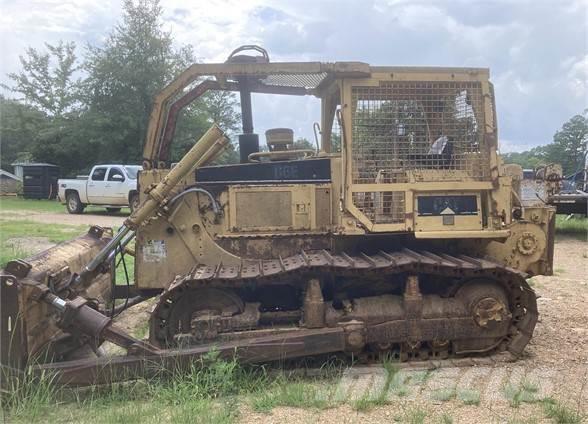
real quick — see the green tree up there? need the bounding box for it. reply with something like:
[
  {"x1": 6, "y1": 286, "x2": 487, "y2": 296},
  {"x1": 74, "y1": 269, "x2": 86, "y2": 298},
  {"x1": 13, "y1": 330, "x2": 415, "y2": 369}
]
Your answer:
[
  {"x1": 552, "y1": 112, "x2": 587, "y2": 175},
  {"x1": 502, "y1": 112, "x2": 588, "y2": 175},
  {"x1": 1, "y1": 42, "x2": 87, "y2": 175},
  {"x1": 293, "y1": 137, "x2": 317, "y2": 151},
  {"x1": 2, "y1": 41, "x2": 80, "y2": 117},
  {"x1": 502, "y1": 145, "x2": 550, "y2": 169},
  {"x1": 83, "y1": 0, "x2": 190, "y2": 164},
  {"x1": 0, "y1": 96, "x2": 48, "y2": 170},
  {"x1": 170, "y1": 92, "x2": 241, "y2": 164},
  {"x1": 83, "y1": 0, "x2": 240, "y2": 165},
  {"x1": 202, "y1": 91, "x2": 241, "y2": 135}
]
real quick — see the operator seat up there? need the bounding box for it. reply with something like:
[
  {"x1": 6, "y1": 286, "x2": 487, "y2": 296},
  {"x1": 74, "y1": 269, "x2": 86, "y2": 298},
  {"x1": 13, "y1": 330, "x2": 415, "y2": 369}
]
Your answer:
[{"x1": 407, "y1": 135, "x2": 454, "y2": 169}]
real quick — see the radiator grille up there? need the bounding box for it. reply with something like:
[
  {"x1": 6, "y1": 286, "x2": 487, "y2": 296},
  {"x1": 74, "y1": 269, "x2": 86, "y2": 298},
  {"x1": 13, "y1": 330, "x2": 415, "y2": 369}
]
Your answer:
[{"x1": 351, "y1": 81, "x2": 489, "y2": 184}]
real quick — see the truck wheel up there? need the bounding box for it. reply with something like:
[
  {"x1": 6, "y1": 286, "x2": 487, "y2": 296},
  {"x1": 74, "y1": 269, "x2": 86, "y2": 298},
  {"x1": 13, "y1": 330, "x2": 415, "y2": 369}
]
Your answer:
[
  {"x1": 106, "y1": 207, "x2": 121, "y2": 214},
  {"x1": 66, "y1": 192, "x2": 84, "y2": 214},
  {"x1": 129, "y1": 193, "x2": 140, "y2": 213}
]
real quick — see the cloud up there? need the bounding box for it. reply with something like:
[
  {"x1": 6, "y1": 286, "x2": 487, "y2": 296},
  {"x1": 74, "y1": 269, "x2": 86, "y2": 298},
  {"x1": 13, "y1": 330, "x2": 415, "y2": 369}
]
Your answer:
[
  {"x1": 1, "y1": 0, "x2": 586, "y2": 151},
  {"x1": 563, "y1": 55, "x2": 588, "y2": 98}
]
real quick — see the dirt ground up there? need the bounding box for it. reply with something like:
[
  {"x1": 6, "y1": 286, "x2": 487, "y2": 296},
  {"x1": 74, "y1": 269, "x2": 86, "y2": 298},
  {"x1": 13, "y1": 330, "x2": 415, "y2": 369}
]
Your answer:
[{"x1": 4, "y1": 236, "x2": 56, "y2": 252}]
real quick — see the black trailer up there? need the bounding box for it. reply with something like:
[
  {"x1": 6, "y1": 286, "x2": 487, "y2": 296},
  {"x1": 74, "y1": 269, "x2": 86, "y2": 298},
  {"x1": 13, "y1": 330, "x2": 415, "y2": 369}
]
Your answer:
[{"x1": 21, "y1": 163, "x2": 60, "y2": 200}]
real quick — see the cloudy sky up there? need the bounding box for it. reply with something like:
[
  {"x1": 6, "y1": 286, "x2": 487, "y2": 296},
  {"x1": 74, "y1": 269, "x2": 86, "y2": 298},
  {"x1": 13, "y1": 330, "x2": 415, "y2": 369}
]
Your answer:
[{"x1": 0, "y1": 0, "x2": 586, "y2": 152}]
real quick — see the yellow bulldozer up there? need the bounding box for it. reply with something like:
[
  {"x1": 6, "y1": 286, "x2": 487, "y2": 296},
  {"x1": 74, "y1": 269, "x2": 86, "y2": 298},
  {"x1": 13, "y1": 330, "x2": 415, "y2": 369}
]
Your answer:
[{"x1": 1, "y1": 46, "x2": 554, "y2": 386}]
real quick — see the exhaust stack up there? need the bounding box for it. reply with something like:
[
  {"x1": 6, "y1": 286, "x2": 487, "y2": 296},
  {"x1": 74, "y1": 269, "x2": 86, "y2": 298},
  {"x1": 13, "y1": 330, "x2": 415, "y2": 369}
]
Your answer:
[{"x1": 226, "y1": 45, "x2": 269, "y2": 163}]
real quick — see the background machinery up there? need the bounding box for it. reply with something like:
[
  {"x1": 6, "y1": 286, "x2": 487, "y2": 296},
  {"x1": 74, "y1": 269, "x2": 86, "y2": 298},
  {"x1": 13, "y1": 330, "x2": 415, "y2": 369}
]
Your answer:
[{"x1": 1, "y1": 46, "x2": 555, "y2": 386}]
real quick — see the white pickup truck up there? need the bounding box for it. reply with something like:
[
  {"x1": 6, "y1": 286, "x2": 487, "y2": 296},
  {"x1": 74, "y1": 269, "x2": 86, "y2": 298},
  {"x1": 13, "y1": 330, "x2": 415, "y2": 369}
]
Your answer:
[{"x1": 58, "y1": 165, "x2": 142, "y2": 214}]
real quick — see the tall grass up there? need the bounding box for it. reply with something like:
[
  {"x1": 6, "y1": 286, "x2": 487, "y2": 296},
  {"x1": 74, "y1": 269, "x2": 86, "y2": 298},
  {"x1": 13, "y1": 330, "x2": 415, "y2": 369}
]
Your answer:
[
  {"x1": 542, "y1": 398, "x2": 585, "y2": 424},
  {"x1": 2, "y1": 351, "x2": 274, "y2": 423},
  {"x1": 0, "y1": 245, "x2": 31, "y2": 268},
  {"x1": 1, "y1": 367, "x2": 61, "y2": 422},
  {"x1": 351, "y1": 357, "x2": 400, "y2": 411},
  {"x1": 1, "y1": 350, "x2": 350, "y2": 423}
]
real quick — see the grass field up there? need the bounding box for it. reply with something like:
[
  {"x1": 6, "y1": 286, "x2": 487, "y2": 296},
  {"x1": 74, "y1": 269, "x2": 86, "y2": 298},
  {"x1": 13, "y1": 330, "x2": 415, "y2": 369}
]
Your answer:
[
  {"x1": 555, "y1": 214, "x2": 588, "y2": 237},
  {"x1": 0, "y1": 197, "x2": 65, "y2": 213},
  {"x1": 0, "y1": 219, "x2": 87, "y2": 267},
  {"x1": 0, "y1": 197, "x2": 131, "y2": 214},
  {"x1": 0, "y1": 218, "x2": 134, "y2": 284}
]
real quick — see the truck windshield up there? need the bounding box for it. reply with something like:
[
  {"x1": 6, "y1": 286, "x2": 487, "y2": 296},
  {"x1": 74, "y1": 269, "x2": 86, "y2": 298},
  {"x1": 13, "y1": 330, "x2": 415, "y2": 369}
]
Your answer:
[{"x1": 124, "y1": 166, "x2": 142, "y2": 179}]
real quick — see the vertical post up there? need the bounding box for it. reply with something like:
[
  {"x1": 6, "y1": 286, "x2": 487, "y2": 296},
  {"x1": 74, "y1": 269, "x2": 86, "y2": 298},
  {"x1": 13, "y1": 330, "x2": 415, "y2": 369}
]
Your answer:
[
  {"x1": 237, "y1": 78, "x2": 259, "y2": 163},
  {"x1": 239, "y1": 79, "x2": 254, "y2": 134},
  {"x1": 303, "y1": 278, "x2": 325, "y2": 328}
]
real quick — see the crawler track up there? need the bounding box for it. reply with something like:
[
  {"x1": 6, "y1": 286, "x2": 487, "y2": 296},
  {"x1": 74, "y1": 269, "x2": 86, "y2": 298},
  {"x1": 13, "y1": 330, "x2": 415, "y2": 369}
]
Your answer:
[
  {"x1": 26, "y1": 249, "x2": 537, "y2": 387},
  {"x1": 151, "y1": 249, "x2": 538, "y2": 361}
]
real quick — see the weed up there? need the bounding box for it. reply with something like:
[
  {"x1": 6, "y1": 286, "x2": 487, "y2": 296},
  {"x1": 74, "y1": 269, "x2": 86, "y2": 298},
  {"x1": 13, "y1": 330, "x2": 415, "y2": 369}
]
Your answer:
[
  {"x1": 352, "y1": 395, "x2": 378, "y2": 412},
  {"x1": 3, "y1": 351, "x2": 271, "y2": 423},
  {"x1": 409, "y1": 370, "x2": 433, "y2": 385},
  {"x1": 1, "y1": 367, "x2": 60, "y2": 422},
  {"x1": 542, "y1": 398, "x2": 584, "y2": 424},
  {"x1": 252, "y1": 379, "x2": 331, "y2": 412},
  {"x1": 395, "y1": 407, "x2": 427, "y2": 424},
  {"x1": 351, "y1": 360, "x2": 399, "y2": 411},
  {"x1": 521, "y1": 380, "x2": 539, "y2": 394},
  {"x1": 504, "y1": 381, "x2": 540, "y2": 408},
  {"x1": 440, "y1": 414, "x2": 454, "y2": 424},
  {"x1": 0, "y1": 245, "x2": 31, "y2": 268},
  {"x1": 389, "y1": 371, "x2": 410, "y2": 397},
  {"x1": 430, "y1": 388, "x2": 455, "y2": 402},
  {"x1": 156, "y1": 350, "x2": 268, "y2": 403},
  {"x1": 457, "y1": 388, "x2": 480, "y2": 405}
]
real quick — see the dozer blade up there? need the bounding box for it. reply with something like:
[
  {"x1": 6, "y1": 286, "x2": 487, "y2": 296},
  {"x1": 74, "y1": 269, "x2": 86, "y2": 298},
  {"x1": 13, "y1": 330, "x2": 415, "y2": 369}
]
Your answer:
[
  {"x1": 32, "y1": 327, "x2": 348, "y2": 386},
  {"x1": 0, "y1": 226, "x2": 113, "y2": 372}
]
